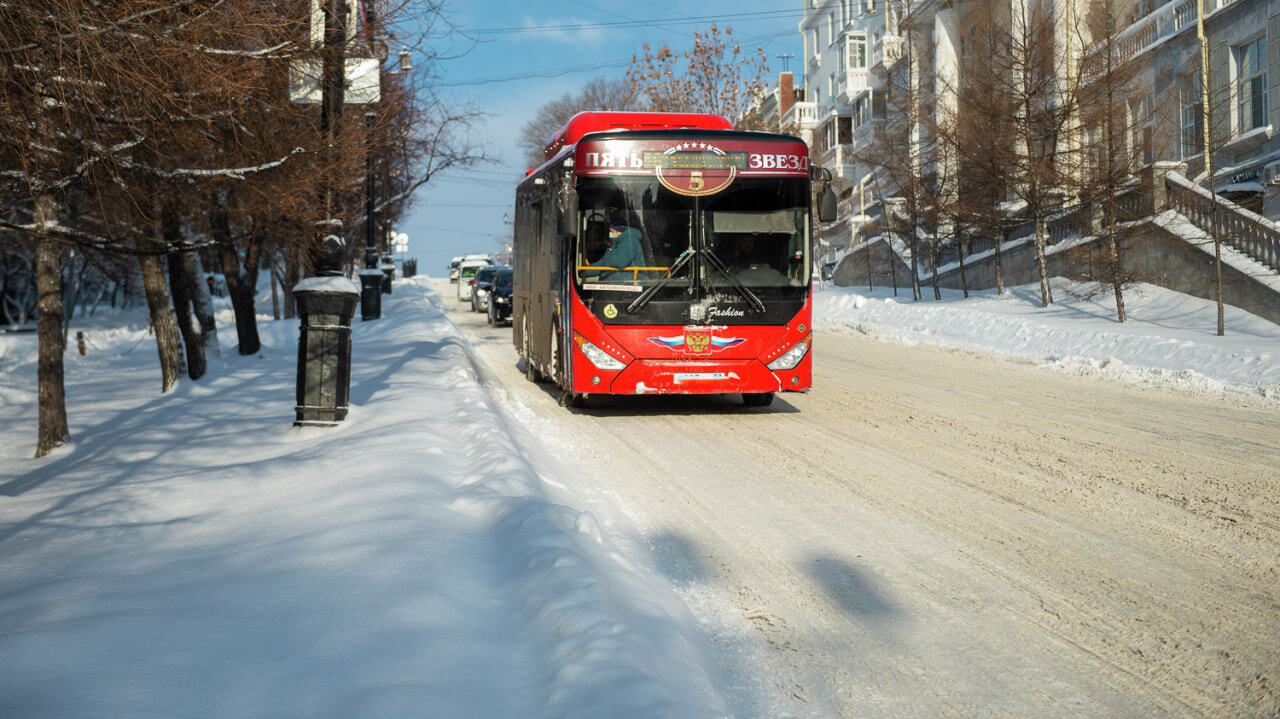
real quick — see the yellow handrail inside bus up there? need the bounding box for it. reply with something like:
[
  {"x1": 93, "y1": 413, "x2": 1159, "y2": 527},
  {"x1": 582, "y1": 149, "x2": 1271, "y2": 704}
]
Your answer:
[{"x1": 577, "y1": 265, "x2": 671, "y2": 281}]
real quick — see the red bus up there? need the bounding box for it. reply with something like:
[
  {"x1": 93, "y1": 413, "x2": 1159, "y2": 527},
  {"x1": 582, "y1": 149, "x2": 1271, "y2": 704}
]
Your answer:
[{"x1": 512, "y1": 111, "x2": 835, "y2": 408}]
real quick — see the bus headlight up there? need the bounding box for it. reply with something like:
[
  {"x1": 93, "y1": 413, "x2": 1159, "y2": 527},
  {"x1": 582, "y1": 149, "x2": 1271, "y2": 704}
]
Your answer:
[
  {"x1": 766, "y1": 335, "x2": 811, "y2": 371},
  {"x1": 575, "y1": 334, "x2": 625, "y2": 370}
]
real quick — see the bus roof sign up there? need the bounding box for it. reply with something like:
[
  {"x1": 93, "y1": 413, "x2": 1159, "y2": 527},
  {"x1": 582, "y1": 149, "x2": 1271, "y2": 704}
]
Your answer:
[{"x1": 544, "y1": 111, "x2": 733, "y2": 161}]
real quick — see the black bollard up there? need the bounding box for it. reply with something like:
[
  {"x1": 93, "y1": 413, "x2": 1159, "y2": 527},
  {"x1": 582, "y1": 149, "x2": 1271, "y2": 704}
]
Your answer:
[
  {"x1": 359, "y1": 268, "x2": 383, "y2": 321},
  {"x1": 294, "y1": 234, "x2": 359, "y2": 426},
  {"x1": 380, "y1": 255, "x2": 394, "y2": 294}
]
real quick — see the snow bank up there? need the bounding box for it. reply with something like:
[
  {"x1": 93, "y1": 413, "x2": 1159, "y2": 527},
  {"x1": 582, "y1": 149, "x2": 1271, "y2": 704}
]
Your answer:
[
  {"x1": 0, "y1": 277, "x2": 724, "y2": 719},
  {"x1": 815, "y1": 279, "x2": 1280, "y2": 402}
]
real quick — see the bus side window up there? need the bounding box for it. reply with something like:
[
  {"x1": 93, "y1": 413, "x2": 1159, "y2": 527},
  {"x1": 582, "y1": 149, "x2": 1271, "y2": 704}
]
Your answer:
[{"x1": 584, "y1": 214, "x2": 609, "y2": 262}]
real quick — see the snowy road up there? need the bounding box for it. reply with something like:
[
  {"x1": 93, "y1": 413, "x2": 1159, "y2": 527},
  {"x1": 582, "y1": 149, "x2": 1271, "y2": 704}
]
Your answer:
[{"x1": 440, "y1": 280, "x2": 1279, "y2": 718}]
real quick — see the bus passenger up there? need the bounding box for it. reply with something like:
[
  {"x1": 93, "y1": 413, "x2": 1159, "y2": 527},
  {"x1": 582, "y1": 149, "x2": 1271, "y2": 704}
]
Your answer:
[{"x1": 590, "y1": 222, "x2": 644, "y2": 281}]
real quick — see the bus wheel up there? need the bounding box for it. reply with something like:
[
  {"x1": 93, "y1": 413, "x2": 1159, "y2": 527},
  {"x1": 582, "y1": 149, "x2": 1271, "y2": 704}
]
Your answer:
[
  {"x1": 558, "y1": 390, "x2": 586, "y2": 408},
  {"x1": 548, "y1": 322, "x2": 559, "y2": 384},
  {"x1": 742, "y1": 392, "x2": 774, "y2": 407},
  {"x1": 522, "y1": 319, "x2": 542, "y2": 382}
]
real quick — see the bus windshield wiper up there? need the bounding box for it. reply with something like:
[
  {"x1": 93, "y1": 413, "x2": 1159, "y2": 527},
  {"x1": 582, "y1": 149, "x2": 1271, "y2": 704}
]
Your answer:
[
  {"x1": 627, "y1": 248, "x2": 693, "y2": 314},
  {"x1": 701, "y1": 249, "x2": 766, "y2": 314}
]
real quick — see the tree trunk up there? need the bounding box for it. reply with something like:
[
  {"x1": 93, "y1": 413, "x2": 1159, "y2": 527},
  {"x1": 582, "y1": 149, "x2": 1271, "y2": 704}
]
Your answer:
[
  {"x1": 270, "y1": 255, "x2": 281, "y2": 320},
  {"x1": 1106, "y1": 199, "x2": 1126, "y2": 323},
  {"x1": 190, "y1": 252, "x2": 220, "y2": 361},
  {"x1": 62, "y1": 252, "x2": 84, "y2": 341},
  {"x1": 168, "y1": 250, "x2": 206, "y2": 380},
  {"x1": 218, "y1": 244, "x2": 261, "y2": 355},
  {"x1": 282, "y1": 247, "x2": 299, "y2": 319},
  {"x1": 211, "y1": 194, "x2": 261, "y2": 355},
  {"x1": 889, "y1": 240, "x2": 898, "y2": 296},
  {"x1": 35, "y1": 229, "x2": 69, "y2": 457},
  {"x1": 931, "y1": 235, "x2": 942, "y2": 301},
  {"x1": 1033, "y1": 215, "x2": 1052, "y2": 307},
  {"x1": 138, "y1": 252, "x2": 185, "y2": 392},
  {"x1": 909, "y1": 223, "x2": 921, "y2": 301},
  {"x1": 993, "y1": 233, "x2": 1005, "y2": 295},
  {"x1": 164, "y1": 204, "x2": 206, "y2": 379}
]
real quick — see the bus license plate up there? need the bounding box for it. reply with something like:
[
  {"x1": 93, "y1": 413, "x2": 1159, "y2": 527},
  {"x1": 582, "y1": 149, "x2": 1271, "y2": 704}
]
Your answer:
[{"x1": 673, "y1": 372, "x2": 728, "y2": 382}]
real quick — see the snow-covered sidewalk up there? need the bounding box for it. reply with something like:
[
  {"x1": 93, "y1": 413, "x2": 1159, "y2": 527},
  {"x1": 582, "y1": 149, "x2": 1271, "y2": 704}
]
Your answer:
[
  {"x1": 2, "y1": 273, "x2": 1277, "y2": 718},
  {"x1": 814, "y1": 279, "x2": 1280, "y2": 401},
  {"x1": 0, "y1": 277, "x2": 723, "y2": 719}
]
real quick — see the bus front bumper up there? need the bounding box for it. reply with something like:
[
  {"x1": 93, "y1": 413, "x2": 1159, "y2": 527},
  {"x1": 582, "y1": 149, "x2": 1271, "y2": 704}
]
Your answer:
[{"x1": 573, "y1": 358, "x2": 810, "y2": 395}]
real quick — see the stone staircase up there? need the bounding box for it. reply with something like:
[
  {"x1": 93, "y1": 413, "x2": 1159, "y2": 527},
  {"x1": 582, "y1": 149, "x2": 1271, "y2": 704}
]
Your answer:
[
  {"x1": 830, "y1": 164, "x2": 1280, "y2": 326},
  {"x1": 1160, "y1": 170, "x2": 1280, "y2": 273}
]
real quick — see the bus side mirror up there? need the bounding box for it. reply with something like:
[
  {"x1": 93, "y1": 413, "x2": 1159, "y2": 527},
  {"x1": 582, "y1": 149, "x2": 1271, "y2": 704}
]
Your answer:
[
  {"x1": 558, "y1": 190, "x2": 577, "y2": 236},
  {"x1": 811, "y1": 165, "x2": 837, "y2": 223},
  {"x1": 818, "y1": 186, "x2": 837, "y2": 223}
]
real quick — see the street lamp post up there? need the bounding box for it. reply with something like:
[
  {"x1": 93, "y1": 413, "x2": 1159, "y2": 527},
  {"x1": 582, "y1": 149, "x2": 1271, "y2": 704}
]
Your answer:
[
  {"x1": 293, "y1": 0, "x2": 359, "y2": 425},
  {"x1": 360, "y1": 108, "x2": 383, "y2": 320}
]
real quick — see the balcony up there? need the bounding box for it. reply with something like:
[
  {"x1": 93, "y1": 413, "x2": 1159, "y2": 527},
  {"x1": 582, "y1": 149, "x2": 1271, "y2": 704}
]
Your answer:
[
  {"x1": 851, "y1": 118, "x2": 883, "y2": 148},
  {"x1": 1116, "y1": 0, "x2": 1238, "y2": 61},
  {"x1": 837, "y1": 69, "x2": 870, "y2": 104},
  {"x1": 876, "y1": 33, "x2": 904, "y2": 69},
  {"x1": 787, "y1": 101, "x2": 820, "y2": 133},
  {"x1": 818, "y1": 143, "x2": 860, "y2": 180}
]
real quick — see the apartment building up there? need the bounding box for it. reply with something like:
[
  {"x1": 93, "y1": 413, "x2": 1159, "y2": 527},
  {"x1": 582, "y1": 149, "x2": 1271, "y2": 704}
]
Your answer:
[
  {"x1": 799, "y1": 0, "x2": 1279, "y2": 258},
  {"x1": 1117, "y1": 0, "x2": 1278, "y2": 217},
  {"x1": 799, "y1": 0, "x2": 894, "y2": 259}
]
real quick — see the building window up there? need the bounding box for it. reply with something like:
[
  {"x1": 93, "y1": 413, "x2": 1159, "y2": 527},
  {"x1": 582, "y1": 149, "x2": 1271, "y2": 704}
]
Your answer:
[
  {"x1": 1177, "y1": 77, "x2": 1198, "y2": 157},
  {"x1": 1181, "y1": 72, "x2": 1204, "y2": 158},
  {"x1": 828, "y1": 12, "x2": 836, "y2": 46},
  {"x1": 846, "y1": 33, "x2": 867, "y2": 71},
  {"x1": 853, "y1": 94, "x2": 869, "y2": 128},
  {"x1": 1131, "y1": 92, "x2": 1154, "y2": 166},
  {"x1": 1237, "y1": 37, "x2": 1268, "y2": 133}
]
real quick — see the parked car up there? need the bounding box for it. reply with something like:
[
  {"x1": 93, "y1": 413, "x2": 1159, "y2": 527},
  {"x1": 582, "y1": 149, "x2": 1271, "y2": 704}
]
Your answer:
[
  {"x1": 487, "y1": 268, "x2": 513, "y2": 326},
  {"x1": 470, "y1": 265, "x2": 502, "y2": 312}
]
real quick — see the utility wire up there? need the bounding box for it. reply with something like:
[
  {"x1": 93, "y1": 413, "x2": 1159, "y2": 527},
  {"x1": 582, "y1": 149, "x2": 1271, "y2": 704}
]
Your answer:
[
  {"x1": 441, "y1": 9, "x2": 805, "y2": 37},
  {"x1": 435, "y1": 27, "x2": 797, "y2": 88}
]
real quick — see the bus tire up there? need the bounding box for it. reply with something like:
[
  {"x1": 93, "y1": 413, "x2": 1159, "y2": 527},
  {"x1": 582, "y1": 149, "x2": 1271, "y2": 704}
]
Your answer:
[
  {"x1": 549, "y1": 322, "x2": 559, "y2": 385},
  {"x1": 742, "y1": 392, "x2": 774, "y2": 407},
  {"x1": 522, "y1": 318, "x2": 542, "y2": 382},
  {"x1": 558, "y1": 390, "x2": 586, "y2": 408}
]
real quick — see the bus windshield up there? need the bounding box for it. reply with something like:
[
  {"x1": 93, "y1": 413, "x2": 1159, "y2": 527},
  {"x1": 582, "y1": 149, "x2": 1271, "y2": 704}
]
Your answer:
[{"x1": 574, "y1": 176, "x2": 809, "y2": 298}]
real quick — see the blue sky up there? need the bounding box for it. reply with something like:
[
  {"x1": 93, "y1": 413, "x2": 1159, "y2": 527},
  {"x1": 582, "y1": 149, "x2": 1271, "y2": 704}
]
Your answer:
[{"x1": 398, "y1": 0, "x2": 807, "y2": 275}]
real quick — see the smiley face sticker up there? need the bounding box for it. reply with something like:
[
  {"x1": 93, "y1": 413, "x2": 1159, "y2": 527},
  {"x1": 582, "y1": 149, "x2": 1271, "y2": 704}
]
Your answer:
[{"x1": 603, "y1": 304, "x2": 618, "y2": 319}]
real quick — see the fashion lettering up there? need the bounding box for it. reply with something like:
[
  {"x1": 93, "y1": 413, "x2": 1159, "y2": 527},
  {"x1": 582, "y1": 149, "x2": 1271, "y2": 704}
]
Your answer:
[{"x1": 708, "y1": 306, "x2": 746, "y2": 318}]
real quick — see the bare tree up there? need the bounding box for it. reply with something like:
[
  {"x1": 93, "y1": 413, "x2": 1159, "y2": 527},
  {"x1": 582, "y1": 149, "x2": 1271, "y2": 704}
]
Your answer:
[
  {"x1": 518, "y1": 78, "x2": 637, "y2": 169},
  {"x1": 950, "y1": 1, "x2": 1021, "y2": 296},
  {"x1": 0, "y1": 0, "x2": 480, "y2": 455},
  {"x1": 1074, "y1": 0, "x2": 1147, "y2": 323},
  {"x1": 625, "y1": 25, "x2": 770, "y2": 127}
]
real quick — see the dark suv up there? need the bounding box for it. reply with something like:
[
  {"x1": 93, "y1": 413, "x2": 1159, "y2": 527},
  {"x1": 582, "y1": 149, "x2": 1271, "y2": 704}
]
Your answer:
[
  {"x1": 470, "y1": 265, "x2": 501, "y2": 312},
  {"x1": 487, "y1": 268, "x2": 513, "y2": 326}
]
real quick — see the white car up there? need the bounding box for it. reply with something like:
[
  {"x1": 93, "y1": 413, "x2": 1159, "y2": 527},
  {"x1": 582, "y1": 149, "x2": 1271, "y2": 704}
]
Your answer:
[{"x1": 455, "y1": 259, "x2": 492, "y2": 302}]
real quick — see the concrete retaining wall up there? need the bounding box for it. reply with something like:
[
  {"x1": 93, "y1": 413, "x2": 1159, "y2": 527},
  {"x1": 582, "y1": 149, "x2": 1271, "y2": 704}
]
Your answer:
[{"x1": 833, "y1": 227, "x2": 1280, "y2": 326}]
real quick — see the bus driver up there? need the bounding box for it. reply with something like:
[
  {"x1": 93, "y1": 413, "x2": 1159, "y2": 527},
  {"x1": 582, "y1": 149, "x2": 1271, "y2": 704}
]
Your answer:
[{"x1": 588, "y1": 221, "x2": 644, "y2": 282}]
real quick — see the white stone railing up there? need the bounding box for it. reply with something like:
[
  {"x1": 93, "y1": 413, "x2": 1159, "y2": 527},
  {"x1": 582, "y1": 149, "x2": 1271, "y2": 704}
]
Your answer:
[{"x1": 1116, "y1": 0, "x2": 1236, "y2": 61}]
